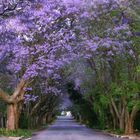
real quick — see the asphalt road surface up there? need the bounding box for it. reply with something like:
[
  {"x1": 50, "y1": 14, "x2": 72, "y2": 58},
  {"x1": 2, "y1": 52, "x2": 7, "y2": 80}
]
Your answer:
[{"x1": 31, "y1": 116, "x2": 129, "y2": 140}]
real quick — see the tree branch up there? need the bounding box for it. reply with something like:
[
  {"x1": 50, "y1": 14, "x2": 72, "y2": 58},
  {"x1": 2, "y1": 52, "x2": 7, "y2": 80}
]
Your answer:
[
  {"x1": 131, "y1": 104, "x2": 139, "y2": 120},
  {"x1": 0, "y1": 88, "x2": 14, "y2": 103},
  {"x1": 12, "y1": 78, "x2": 27, "y2": 99},
  {"x1": 111, "y1": 97, "x2": 120, "y2": 119},
  {"x1": 0, "y1": 3, "x2": 17, "y2": 16}
]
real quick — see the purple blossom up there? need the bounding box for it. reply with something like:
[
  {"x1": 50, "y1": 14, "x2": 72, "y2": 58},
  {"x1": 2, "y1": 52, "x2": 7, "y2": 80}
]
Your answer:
[
  {"x1": 24, "y1": 94, "x2": 38, "y2": 104},
  {"x1": 0, "y1": 0, "x2": 133, "y2": 102}
]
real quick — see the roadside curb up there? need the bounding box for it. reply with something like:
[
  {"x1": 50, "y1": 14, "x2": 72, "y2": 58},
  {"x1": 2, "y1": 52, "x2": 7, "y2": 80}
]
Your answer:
[
  {"x1": 21, "y1": 138, "x2": 31, "y2": 140},
  {"x1": 9, "y1": 137, "x2": 24, "y2": 140},
  {"x1": 93, "y1": 129, "x2": 140, "y2": 140},
  {"x1": 0, "y1": 137, "x2": 24, "y2": 140},
  {"x1": 102, "y1": 131, "x2": 140, "y2": 140}
]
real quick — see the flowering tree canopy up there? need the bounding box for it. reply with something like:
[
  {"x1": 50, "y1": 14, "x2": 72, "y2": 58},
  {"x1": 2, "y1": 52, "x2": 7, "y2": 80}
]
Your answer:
[{"x1": 0, "y1": 0, "x2": 139, "y2": 133}]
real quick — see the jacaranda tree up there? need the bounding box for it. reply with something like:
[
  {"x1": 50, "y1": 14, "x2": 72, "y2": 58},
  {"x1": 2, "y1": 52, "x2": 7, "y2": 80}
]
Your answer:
[
  {"x1": 0, "y1": 0, "x2": 80, "y2": 130},
  {"x1": 0, "y1": 0, "x2": 140, "y2": 135}
]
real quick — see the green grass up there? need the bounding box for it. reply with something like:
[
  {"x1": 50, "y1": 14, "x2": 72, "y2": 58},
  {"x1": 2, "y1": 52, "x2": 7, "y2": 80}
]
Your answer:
[
  {"x1": 90, "y1": 125, "x2": 124, "y2": 135},
  {"x1": 104, "y1": 128, "x2": 124, "y2": 135},
  {"x1": 0, "y1": 129, "x2": 32, "y2": 138}
]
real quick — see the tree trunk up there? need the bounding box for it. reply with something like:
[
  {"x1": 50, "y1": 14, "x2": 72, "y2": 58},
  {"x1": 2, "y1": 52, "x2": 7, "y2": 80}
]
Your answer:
[
  {"x1": 125, "y1": 114, "x2": 134, "y2": 134},
  {"x1": 0, "y1": 79, "x2": 27, "y2": 130},
  {"x1": 46, "y1": 113, "x2": 52, "y2": 123},
  {"x1": 125, "y1": 105, "x2": 139, "y2": 134},
  {"x1": 109, "y1": 104, "x2": 117, "y2": 129},
  {"x1": 6, "y1": 103, "x2": 19, "y2": 130},
  {"x1": 119, "y1": 116, "x2": 124, "y2": 130},
  {"x1": 125, "y1": 118, "x2": 134, "y2": 134}
]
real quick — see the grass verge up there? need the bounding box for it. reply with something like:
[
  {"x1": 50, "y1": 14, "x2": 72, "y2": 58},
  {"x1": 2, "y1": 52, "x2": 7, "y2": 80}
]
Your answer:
[{"x1": 0, "y1": 129, "x2": 32, "y2": 138}]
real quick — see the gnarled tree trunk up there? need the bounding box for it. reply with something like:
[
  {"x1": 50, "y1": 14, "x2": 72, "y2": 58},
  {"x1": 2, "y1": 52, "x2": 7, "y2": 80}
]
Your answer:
[{"x1": 0, "y1": 79, "x2": 27, "y2": 130}]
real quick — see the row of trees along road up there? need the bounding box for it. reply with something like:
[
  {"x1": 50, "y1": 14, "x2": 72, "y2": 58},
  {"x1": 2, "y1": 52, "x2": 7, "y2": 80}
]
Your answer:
[
  {"x1": 0, "y1": 0, "x2": 140, "y2": 135},
  {"x1": 66, "y1": 0, "x2": 140, "y2": 134}
]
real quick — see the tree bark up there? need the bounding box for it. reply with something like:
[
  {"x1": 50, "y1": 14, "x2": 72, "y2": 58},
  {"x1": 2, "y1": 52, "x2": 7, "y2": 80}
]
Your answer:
[
  {"x1": 110, "y1": 98, "x2": 125, "y2": 130},
  {"x1": 0, "y1": 79, "x2": 27, "y2": 130},
  {"x1": 109, "y1": 104, "x2": 117, "y2": 129},
  {"x1": 119, "y1": 116, "x2": 124, "y2": 130},
  {"x1": 6, "y1": 103, "x2": 19, "y2": 130},
  {"x1": 125, "y1": 115, "x2": 134, "y2": 134},
  {"x1": 125, "y1": 105, "x2": 138, "y2": 134}
]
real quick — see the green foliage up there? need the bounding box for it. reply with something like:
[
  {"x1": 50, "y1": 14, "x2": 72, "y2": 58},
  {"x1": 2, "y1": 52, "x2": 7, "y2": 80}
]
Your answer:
[
  {"x1": 0, "y1": 102, "x2": 6, "y2": 114},
  {"x1": 105, "y1": 128, "x2": 124, "y2": 135},
  {"x1": 0, "y1": 129, "x2": 32, "y2": 138},
  {"x1": 19, "y1": 113, "x2": 28, "y2": 129},
  {"x1": 110, "y1": 10, "x2": 120, "y2": 17},
  {"x1": 136, "y1": 65, "x2": 140, "y2": 73},
  {"x1": 110, "y1": 80, "x2": 140, "y2": 113},
  {"x1": 99, "y1": 95, "x2": 109, "y2": 107},
  {"x1": 67, "y1": 82, "x2": 98, "y2": 127},
  {"x1": 110, "y1": 83, "x2": 122, "y2": 96},
  {"x1": 66, "y1": 1, "x2": 140, "y2": 134},
  {"x1": 134, "y1": 111, "x2": 140, "y2": 131}
]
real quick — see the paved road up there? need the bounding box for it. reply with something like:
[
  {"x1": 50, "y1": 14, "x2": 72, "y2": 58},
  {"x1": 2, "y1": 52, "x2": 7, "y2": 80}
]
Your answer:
[{"x1": 31, "y1": 116, "x2": 129, "y2": 140}]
